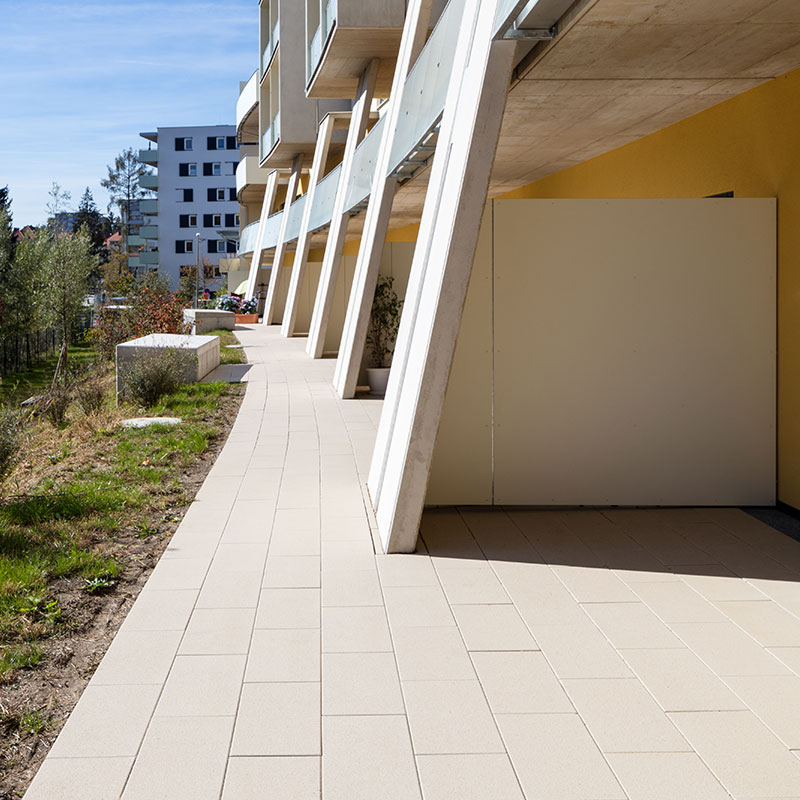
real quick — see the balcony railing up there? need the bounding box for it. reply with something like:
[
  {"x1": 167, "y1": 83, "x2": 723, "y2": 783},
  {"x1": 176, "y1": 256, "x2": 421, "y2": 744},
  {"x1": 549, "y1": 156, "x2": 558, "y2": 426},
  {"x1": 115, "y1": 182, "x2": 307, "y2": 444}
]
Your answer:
[
  {"x1": 344, "y1": 116, "x2": 386, "y2": 213},
  {"x1": 139, "y1": 199, "x2": 158, "y2": 215},
  {"x1": 139, "y1": 174, "x2": 158, "y2": 190},
  {"x1": 139, "y1": 225, "x2": 158, "y2": 239},
  {"x1": 261, "y1": 19, "x2": 280, "y2": 76},
  {"x1": 237, "y1": 70, "x2": 259, "y2": 132},
  {"x1": 283, "y1": 194, "x2": 307, "y2": 243},
  {"x1": 309, "y1": 164, "x2": 343, "y2": 232},
  {"x1": 239, "y1": 220, "x2": 260, "y2": 255},
  {"x1": 260, "y1": 112, "x2": 281, "y2": 160},
  {"x1": 138, "y1": 149, "x2": 158, "y2": 166},
  {"x1": 140, "y1": 251, "x2": 159, "y2": 266},
  {"x1": 307, "y1": 0, "x2": 337, "y2": 81}
]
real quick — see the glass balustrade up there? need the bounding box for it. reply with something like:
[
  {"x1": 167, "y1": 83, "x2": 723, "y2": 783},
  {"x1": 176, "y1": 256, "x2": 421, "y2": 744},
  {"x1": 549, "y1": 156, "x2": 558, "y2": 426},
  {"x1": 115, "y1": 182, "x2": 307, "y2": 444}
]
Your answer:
[
  {"x1": 307, "y1": 0, "x2": 337, "y2": 80},
  {"x1": 494, "y1": 0, "x2": 524, "y2": 37},
  {"x1": 263, "y1": 210, "x2": 282, "y2": 251},
  {"x1": 239, "y1": 221, "x2": 260, "y2": 254},
  {"x1": 283, "y1": 194, "x2": 308, "y2": 243},
  {"x1": 387, "y1": 0, "x2": 463, "y2": 175},
  {"x1": 344, "y1": 116, "x2": 386, "y2": 212},
  {"x1": 308, "y1": 164, "x2": 343, "y2": 232},
  {"x1": 262, "y1": 20, "x2": 281, "y2": 75}
]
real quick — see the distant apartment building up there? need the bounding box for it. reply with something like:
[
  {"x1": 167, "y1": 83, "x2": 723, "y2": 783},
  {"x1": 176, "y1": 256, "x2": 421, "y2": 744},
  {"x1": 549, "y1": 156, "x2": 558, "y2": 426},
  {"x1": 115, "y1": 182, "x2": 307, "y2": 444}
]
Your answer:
[{"x1": 136, "y1": 125, "x2": 240, "y2": 290}]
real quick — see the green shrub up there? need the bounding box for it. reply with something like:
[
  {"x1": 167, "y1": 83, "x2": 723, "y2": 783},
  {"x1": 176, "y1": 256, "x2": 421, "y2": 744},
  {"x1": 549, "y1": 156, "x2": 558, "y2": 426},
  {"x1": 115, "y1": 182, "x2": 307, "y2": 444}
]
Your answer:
[
  {"x1": 0, "y1": 407, "x2": 23, "y2": 485},
  {"x1": 120, "y1": 348, "x2": 195, "y2": 408}
]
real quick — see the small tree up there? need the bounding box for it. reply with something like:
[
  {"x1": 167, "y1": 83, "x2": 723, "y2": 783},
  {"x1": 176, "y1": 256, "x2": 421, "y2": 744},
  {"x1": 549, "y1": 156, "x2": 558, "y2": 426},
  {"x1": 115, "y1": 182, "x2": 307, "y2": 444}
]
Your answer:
[
  {"x1": 2, "y1": 227, "x2": 46, "y2": 337},
  {"x1": 366, "y1": 275, "x2": 402, "y2": 368},
  {"x1": 73, "y1": 188, "x2": 110, "y2": 267},
  {"x1": 101, "y1": 148, "x2": 153, "y2": 262}
]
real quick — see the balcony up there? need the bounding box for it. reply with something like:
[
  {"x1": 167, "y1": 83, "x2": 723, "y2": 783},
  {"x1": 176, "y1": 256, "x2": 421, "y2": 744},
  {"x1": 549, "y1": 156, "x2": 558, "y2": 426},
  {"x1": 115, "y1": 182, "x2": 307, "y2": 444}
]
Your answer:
[
  {"x1": 260, "y1": 112, "x2": 281, "y2": 162},
  {"x1": 140, "y1": 252, "x2": 159, "y2": 266},
  {"x1": 237, "y1": 71, "x2": 259, "y2": 143},
  {"x1": 139, "y1": 199, "x2": 158, "y2": 215},
  {"x1": 239, "y1": 220, "x2": 260, "y2": 256},
  {"x1": 127, "y1": 235, "x2": 145, "y2": 248},
  {"x1": 261, "y1": 19, "x2": 280, "y2": 76},
  {"x1": 139, "y1": 174, "x2": 158, "y2": 191},
  {"x1": 236, "y1": 151, "x2": 272, "y2": 204},
  {"x1": 127, "y1": 255, "x2": 141, "y2": 269},
  {"x1": 306, "y1": 0, "x2": 404, "y2": 97},
  {"x1": 138, "y1": 149, "x2": 158, "y2": 166},
  {"x1": 139, "y1": 225, "x2": 159, "y2": 240}
]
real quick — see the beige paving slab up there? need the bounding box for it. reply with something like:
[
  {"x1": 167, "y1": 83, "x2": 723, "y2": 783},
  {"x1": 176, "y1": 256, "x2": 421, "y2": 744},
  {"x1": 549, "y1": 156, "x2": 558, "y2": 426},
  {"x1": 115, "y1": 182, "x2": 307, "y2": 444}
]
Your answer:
[
  {"x1": 322, "y1": 539, "x2": 376, "y2": 571},
  {"x1": 245, "y1": 628, "x2": 320, "y2": 682},
  {"x1": 23, "y1": 756, "x2": 134, "y2": 800},
  {"x1": 402, "y1": 680, "x2": 505, "y2": 754},
  {"x1": 392, "y1": 625, "x2": 476, "y2": 681},
  {"x1": 563, "y1": 678, "x2": 691, "y2": 753},
  {"x1": 255, "y1": 587, "x2": 321, "y2": 629},
  {"x1": 551, "y1": 564, "x2": 637, "y2": 602},
  {"x1": 322, "y1": 715, "x2": 421, "y2": 800},
  {"x1": 674, "y1": 564, "x2": 769, "y2": 601},
  {"x1": 621, "y1": 647, "x2": 745, "y2": 711},
  {"x1": 210, "y1": 542, "x2": 270, "y2": 573},
  {"x1": 715, "y1": 599, "x2": 800, "y2": 647},
  {"x1": 451, "y1": 604, "x2": 538, "y2": 651},
  {"x1": 583, "y1": 601, "x2": 685, "y2": 649},
  {"x1": 155, "y1": 654, "x2": 246, "y2": 717},
  {"x1": 262, "y1": 555, "x2": 321, "y2": 588},
  {"x1": 384, "y1": 585, "x2": 455, "y2": 627},
  {"x1": 471, "y1": 651, "x2": 573, "y2": 713},
  {"x1": 437, "y1": 567, "x2": 512, "y2": 604},
  {"x1": 119, "y1": 589, "x2": 199, "y2": 632},
  {"x1": 322, "y1": 605, "x2": 392, "y2": 652},
  {"x1": 269, "y1": 527, "x2": 321, "y2": 556},
  {"x1": 322, "y1": 568, "x2": 383, "y2": 606},
  {"x1": 231, "y1": 682, "x2": 320, "y2": 756},
  {"x1": 90, "y1": 629, "x2": 182, "y2": 685},
  {"x1": 323, "y1": 652, "x2": 404, "y2": 715},
  {"x1": 195, "y1": 569, "x2": 263, "y2": 609},
  {"x1": 669, "y1": 709, "x2": 800, "y2": 797},
  {"x1": 375, "y1": 553, "x2": 439, "y2": 587},
  {"x1": 122, "y1": 716, "x2": 234, "y2": 800},
  {"x1": 497, "y1": 713, "x2": 626, "y2": 799},
  {"x1": 48, "y1": 684, "x2": 161, "y2": 758},
  {"x1": 144, "y1": 556, "x2": 211, "y2": 591},
  {"x1": 179, "y1": 607, "x2": 256, "y2": 655},
  {"x1": 222, "y1": 756, "x2": 320, "y2": 800},
  {"x1": 416, "y1": 754, "x2": 525, "y2": 800},
  {"x1": 606, "y1": 752, "x2": 731, "y2": 800},
  {"x1": 725, "y1": 674, "x2": 800, "y2": 748},
  {"x1": 630, "y1": 579, "x2": 728, "y2": 623}
]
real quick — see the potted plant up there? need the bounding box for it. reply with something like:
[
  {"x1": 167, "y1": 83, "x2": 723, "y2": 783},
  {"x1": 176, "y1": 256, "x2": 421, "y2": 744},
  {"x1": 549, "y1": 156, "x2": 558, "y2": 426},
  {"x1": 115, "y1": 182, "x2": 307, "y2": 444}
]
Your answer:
[
  {"x1": 217, "y1": 294, "x2": 258, "y2": 324},
  {"x1": 365, "y1": 275, "x2": 402, "y2": 395}
]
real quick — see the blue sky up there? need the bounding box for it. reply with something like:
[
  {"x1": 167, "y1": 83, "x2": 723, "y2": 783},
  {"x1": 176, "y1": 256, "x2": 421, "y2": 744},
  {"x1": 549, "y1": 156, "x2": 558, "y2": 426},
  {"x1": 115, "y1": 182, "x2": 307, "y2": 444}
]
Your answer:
[{"x1": 0, "y1": 0, "x2": 257, "y2": 226}]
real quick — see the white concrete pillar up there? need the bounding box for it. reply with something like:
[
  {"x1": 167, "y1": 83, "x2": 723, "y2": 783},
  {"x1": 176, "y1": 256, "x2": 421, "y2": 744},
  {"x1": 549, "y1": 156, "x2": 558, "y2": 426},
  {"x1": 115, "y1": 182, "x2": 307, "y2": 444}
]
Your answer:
[
  {"x1": 281, "y1": 115, "x2": 336, "y2": 337},
  {"x1": 244, "y1": 169, "x2": 279, "y2": 301},
  {"x1": 262, "y1": 154, "x2": 304, "y2": 325},
  {"x1": 305, "y1": 59, "x2": 379, "y2": 359},
  {"x1": 367, "y1": 0, "x2": 517, "y2": 553},
  {"x1": 332, "y1": 0, "x2": 435, "y2": 398}
]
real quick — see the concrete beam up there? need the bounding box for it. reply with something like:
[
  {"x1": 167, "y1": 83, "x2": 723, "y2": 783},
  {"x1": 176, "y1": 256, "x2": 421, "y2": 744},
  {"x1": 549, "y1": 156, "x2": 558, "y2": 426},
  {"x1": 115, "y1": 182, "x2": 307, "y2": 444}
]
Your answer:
[
  {"x1": 305, "y1": 59, "x2": 379, "y2": 359},
  {"x1": 367, "y1": 0, "x2": 517, "y2": 553}
]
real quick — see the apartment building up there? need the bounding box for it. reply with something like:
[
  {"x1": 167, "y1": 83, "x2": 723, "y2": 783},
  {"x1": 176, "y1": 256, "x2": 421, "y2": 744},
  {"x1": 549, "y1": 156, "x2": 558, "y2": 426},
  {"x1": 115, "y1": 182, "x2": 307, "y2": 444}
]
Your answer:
[
  {"x1": 136, "y1": 125, "x2": 240, "y2": 290},
  {"x1": 236, "y1": 0, "x2": 800, "y2": 554}
]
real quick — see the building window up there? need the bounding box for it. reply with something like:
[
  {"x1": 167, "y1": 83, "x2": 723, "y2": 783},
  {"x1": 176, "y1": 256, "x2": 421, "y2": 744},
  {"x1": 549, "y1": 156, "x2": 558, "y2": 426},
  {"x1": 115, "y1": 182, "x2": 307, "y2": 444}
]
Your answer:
[
  {"x1": 175, "y1": 137, "x2": 193, "y2": 151},
  {"x1": 184, "y1": 138, "x2": 193, "y2": 150},
  {"x1": 179, "y1": 214, "x2": 198, "y2": 228},
  {"x1": 213, "y1": 163, "x2": 222, "y2": 176},
  {"x1": 187, "y1": 163, "x2": 197, "y2": 177},
  {"x1": 212, "y1": 214, "x2": 221, "y2": 227},
  {"x1": 216, "y1": 188, "x2": 225, "y2": 201},
  {"x1": 185, "y1": 239, "x2": 194, "y2": 253},
  {"x1": 188, "y1": 214, "x2": 197, "y2": 227},
  {"x1": 182, "y1": 188, "x2": 193, "y2": 202},
  {"x1": 235, "y1": 214, "x2": 240, "y2": 226},
  {"x1": 229, "y1": 188, "x2": 237, "y2": 201},
  {"x1": 216, "y1": 136, "x2": 226, "y2": 150}
]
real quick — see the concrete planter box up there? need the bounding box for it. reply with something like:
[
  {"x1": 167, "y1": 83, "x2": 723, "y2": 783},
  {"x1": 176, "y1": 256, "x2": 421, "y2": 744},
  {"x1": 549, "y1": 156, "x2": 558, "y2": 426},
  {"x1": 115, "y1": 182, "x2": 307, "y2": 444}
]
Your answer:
[
  {"x1": 235, "y1": 313, "x2": 259, "y2": 324},
  {"x1": 116, "y1": 333, "x2": 220, "y2": 399},
  {"x1": 183, "y1": 308, "x2": 235, "y2": 335}
]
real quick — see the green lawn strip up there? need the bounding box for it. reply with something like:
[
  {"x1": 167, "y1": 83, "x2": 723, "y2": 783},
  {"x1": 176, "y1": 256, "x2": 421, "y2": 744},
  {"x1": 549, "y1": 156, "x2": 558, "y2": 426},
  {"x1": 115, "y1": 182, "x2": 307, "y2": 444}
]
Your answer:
[{"x1": 207, "y1": 329, "x2": 245, "y2": 366}]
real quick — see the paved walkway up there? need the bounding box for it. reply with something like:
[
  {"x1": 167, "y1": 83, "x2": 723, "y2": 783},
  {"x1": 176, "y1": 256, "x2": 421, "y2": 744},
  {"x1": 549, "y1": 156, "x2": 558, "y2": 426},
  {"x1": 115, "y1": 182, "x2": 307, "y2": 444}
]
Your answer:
[{"x1": 26, "y1": 325, "x2": 800, "y2": 799}]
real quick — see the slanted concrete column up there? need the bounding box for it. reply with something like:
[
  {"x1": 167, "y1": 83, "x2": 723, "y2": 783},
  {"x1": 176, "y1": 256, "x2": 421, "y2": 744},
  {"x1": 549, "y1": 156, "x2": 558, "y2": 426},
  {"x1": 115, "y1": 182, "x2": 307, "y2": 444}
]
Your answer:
[
  {"x1": 262, "y1": 154, "x2": 304, "y2": 325},
  {"x1": 332, "y1": 0, "x2": 435, "y2": 398},
  {"x1": 305, "y1": 59, "x2": 379, "y2": 359},
  {"x1": 281, "y1": 115, "x2": 336, "y2": 337},
  {"x1": 245, "y1": 169, "x2": 279, "y2": 301},
  {"x1": 367, "y1": 0, "x2": 516, "y2": 553}
]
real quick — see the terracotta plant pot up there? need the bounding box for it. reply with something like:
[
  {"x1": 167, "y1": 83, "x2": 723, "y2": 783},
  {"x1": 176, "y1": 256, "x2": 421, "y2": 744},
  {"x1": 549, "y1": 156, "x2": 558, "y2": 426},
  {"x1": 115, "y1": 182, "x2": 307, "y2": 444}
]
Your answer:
[{"x1": 235, "y1": 313, "x2": 259, "y2": 324}]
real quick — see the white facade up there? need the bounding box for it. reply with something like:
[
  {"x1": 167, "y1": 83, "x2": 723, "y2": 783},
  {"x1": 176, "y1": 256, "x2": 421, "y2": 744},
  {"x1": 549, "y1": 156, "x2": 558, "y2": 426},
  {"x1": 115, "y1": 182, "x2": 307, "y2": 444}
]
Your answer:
[{"x1": 139, "y1": 125, "x2": 240, "y2": 290}]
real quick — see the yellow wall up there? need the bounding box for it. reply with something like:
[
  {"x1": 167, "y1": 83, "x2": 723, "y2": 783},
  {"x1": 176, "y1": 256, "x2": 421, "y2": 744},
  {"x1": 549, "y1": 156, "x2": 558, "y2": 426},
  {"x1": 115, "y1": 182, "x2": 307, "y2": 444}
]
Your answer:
[{"x1": 500, "y1": 67, "x2": 800, "y2": 509}]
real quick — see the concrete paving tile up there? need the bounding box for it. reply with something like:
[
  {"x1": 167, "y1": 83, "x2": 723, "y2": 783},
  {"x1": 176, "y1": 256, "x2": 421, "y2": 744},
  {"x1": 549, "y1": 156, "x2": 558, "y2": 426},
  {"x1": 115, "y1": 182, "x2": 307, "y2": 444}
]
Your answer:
[
  {"x1": 323, "y1": 652, "x2": 404, "y2": 715},
  {"x1": 223, "y1": 756, "x2": 320, "y2": 799},
  {"x1": 179, "y1": 608, "x2": 255, "y2": 655},
  {"x1": 669, "y1": 710, "x2": 800, "y2": 797},
  {"x1": 195, "y1": 570, "x2": 262, "y2": 609},
  {"x1": 416, "y1": 754, "x2": 525, "y2": 800},
  {"x1": 231, "y1": 682, "x2": 320, "y2": 756},
  {"x1": 392, "y1": 626, "x2": 476, "y2": 681},
  {"x1": 563, "y1": 678, "x2": 691, "y2": 752},
  {"x1": 322, "y1": 715, "x2": 421, "y2": 800},
  {"x1": 263, "y1": 555, "x2": 320, "y2": 588},
  {"x1": 630, "y1": 580, "x2": 728, "y2": 623},
  {"x1": 273, "y1": 507, "x2": 319, "y2": 531},
  {"x1": 621, "y1": 647, "x2": 745, "y2": 711},
  {"x1": 194, "y1": 475, "x2": 242, "y2": 506},
  {"x1": 120, "y1": 589, "x2": 198, "y2": 632},
  {"x1": 145, "y1": 556, "x2": 211, "y2": 591},
  {"x1": 122, "y1": 715, "x2": 234, "y2": 800},
  {"x1": 583, "y1": 602, "x2": 684, "y2": 649},
  {"x1": 322, "y1": 568, "x2": 383, "y2": 606},
  {"x1": 23, "y1": 756, "x2": 134, "y2": 800},
  {"x1": 155, "y1": 654, "x2": 246, "y2": 717},
  {"x1": 497, "y1": 713, "x2": 626, "y2": 799},
  {"x1": 402, "y1": 680, "x2": 504, "y2": 754},
  {"x1": 606, "y1": 752, "x2": 731, "y2": 799},
  {"x1": 472, "y1": 650, "x2": 573, "y2": 713},
  {"x1": 551, "y1": 565, "x2": 637, "y2": 603},
  {"x1": 529, "y1": 620, "x2": 633, "y2": 678},
  {"x1": 770, "y1": 647, "x2": 800, "y2": 676},
  {"x1": 237, "y1": 467, "x2": 283, "y2": 501},
  {"x1": 671, "y1": 622, "x2": 793, "y2": 676},
  {"x1": 245, "y1": 628, "x2": 320, "y2": 682},
  {"x1": 437, "y1": 568, "x2": 511, "y2": 605},
  {"x1": 673, "y1": 564, "x2": 768, "y2": 601},
  {"x1": 715, "y1": 600, "x2": 800, "y2": 647},
  {"x1": 49, "y1": 684, "x2": 161, "y2": 758},
  {"x1": 725, "y1": 674, "x2": 800, "y2": 748},
  {"x1": 452, "y1": 604, "x2": 538, "y2": 651},
  {"x1": 90, "y1": 629, "x2": 182, "y2": 685},
  {"x1": 255, "y1": 588, "x2": 320, "y2": 629},
  {"x1": 269, "y1": 527, "x2": 321, "y2": 556},
  {"x1": 208, "y1": 543, "x2": 269, "y2": 573},
  {"x1": 376, "y1": 553, "x2": 439, "y2": 587},
  {"x1": 322, "y1": 540, "x2": 376, "y2": 571},
  {"x1": 321, "y1": 514, "x2": 372, "y2": 541},
  {"x1": 322, "y1": 606, "x2": 392, "y2": 652}
]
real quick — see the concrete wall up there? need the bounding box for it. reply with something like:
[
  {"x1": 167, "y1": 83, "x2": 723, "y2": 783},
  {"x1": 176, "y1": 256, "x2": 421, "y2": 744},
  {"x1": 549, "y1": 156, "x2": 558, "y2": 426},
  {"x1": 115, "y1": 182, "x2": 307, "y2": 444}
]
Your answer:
[
  {"x1": 427, "y1": 198, "x2": 776, "y2": 507},
  {"x1": 499, "y1": 66, "x2": 800, "y2": 509}
]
